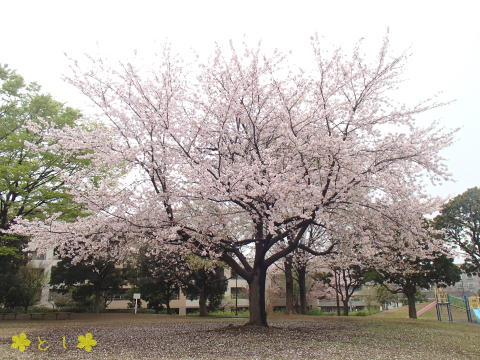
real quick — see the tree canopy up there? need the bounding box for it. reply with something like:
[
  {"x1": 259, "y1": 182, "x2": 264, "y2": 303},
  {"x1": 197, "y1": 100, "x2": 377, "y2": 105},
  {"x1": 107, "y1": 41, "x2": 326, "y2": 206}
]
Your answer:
[
  {"x1": 435, "y1": 187, "x2": 480, "y2": 274},
  {"x1": 13, "y1": 38, "x2": 454, "y2": 326},
  {"x1": 0, "y1": 64, "x2": 84, "y2": 308},
  {"x1": 370, "y1": 255, "x2": 461, "y2": 319},
  {"x1": 182, "y1": 258, "x2": 228, "y2": 316},
  {"x1": 0, "y1": 64, "x2": 83, "y2": 228},
  {"x1": 50, "y1": 257, "x2": 125, "y2": 313},
  {"x1": 129, "y1": 247, "x2": 187, "y2": 314}
]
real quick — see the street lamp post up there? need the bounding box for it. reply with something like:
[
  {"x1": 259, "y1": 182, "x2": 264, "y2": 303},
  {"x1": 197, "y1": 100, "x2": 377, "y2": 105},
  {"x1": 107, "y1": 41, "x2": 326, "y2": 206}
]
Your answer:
[{"x1": 235, "y1": 274, "x2": 238, "y2": 316}]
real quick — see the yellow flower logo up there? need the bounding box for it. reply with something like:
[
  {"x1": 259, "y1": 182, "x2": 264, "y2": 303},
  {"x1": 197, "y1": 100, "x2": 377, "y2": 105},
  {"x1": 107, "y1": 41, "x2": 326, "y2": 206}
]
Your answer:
[
  {"x1": 11, "y1": 332, "x2": 31, "y2": 352},
  {"x1": 77, "y1": 332, "x2": 97, "y2": 352}
]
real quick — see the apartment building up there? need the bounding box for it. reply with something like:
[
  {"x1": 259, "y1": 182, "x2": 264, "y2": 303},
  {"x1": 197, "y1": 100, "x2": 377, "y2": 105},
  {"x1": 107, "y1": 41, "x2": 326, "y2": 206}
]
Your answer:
[
  {"x1": 438, "y1": 272, "x2": 480, "y2": 298},
  {"x1": 28, "y1": 249, "x2": 59, "y2": 306},
  {"x1": 28, "y1": 249, "x2": 255, "y2": 312},
  {"x1": 107, "y1": 268, "x2": 251, "y2": 314}
]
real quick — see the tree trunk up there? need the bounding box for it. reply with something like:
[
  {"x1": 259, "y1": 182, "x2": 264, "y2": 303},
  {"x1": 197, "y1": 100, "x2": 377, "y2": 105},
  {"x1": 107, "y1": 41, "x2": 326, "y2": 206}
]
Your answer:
[
  {"x1": 342, "y1": 299, "x2": 349, "y2": 316},
  {"x1": 284, "y1": 256, "x2": 295, "y2": 315},
  {"x1": 1, "y1": 208, "x2": 9, "y2": 230},
  {"x1": 94, "y1": 291, "x2": 103, "y2": 314},
  {"x1": 247, "y1": 266, "x2": 268, "y2": 326},
  {"x1": 166, "y1": 300, "x2": 172, "y2": 315},
  {"x1": 297, "y1": 265, "x2": 308, "y2": 315},
  {"x1": 335, "y1": 271, "x2": 341, "y2": 316},
  {"x1": 199, "y1": 285, "x2": 208, "y2": 317},
  {"x1": 406, "y1": 290, "x2": 417, "y2": 319}
]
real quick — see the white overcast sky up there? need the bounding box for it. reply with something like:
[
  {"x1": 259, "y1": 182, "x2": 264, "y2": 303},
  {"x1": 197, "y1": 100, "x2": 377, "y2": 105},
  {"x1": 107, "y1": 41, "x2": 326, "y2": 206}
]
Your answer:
[{"x1": 2, "y1": 0, "x2": 479, "y2": 200}]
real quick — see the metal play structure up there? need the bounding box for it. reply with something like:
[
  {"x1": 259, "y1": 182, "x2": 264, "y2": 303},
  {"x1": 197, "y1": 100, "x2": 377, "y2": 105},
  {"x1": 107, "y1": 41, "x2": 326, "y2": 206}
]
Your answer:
[{"x1": 434, "y1": 287, "x2": 480, "y2": 323}]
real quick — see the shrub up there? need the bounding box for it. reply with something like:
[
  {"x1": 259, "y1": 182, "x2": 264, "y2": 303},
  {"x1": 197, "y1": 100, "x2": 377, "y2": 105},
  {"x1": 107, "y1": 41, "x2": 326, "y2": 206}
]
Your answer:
[
  {"x1": 307, "y1": 307, "x2": 325, "y2": 316},
  {"x1": 50, "y1": 291, "x2": 75, "y2": 310},
  {"x1": 201, "y1": 309, "x2": 249, "y2": 317},
  {"x1": 28, "y1": 306, "x2": 55, "y2": 313},
  {"x1": 351, "y1": 309, "x2": 381, "y2": 316}
]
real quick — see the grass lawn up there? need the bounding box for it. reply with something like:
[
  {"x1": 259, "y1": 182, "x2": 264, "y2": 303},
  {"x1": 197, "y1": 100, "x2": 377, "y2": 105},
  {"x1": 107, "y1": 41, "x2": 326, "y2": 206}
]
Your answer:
[{"x1": 0, "y1": 312, "x2": 479, "y2": 359}]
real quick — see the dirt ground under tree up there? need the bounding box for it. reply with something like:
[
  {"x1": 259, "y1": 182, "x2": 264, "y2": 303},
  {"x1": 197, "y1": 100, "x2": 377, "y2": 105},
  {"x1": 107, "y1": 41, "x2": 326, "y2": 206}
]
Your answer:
[{"x1": 0, "y1": 313, "x2": 478, "y2": 359}]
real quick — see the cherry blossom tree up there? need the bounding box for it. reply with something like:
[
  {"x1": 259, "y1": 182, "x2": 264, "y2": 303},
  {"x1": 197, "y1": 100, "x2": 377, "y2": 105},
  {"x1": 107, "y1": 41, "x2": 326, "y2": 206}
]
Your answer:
[
  {"x1": 275, "y1": 224, "x2": 332, "y2": 314},
  {"x1": 308, "y1": 220, "x2": 377, "y2": 317},
  {"x1": 312, "y1": 261, "x2": 369, "y2": 316},
  {"x1": 292, "y1": 225, "x2": 332, "y2": 314},
  {"x1": 13, "y1": 37, "x2": 454, "y2": 326}
]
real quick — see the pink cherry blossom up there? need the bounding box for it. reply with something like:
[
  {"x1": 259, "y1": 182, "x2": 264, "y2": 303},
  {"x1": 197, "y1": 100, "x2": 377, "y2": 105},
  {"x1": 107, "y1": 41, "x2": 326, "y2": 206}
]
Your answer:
[{"x1": 12, "y1": 37, "x2": 454, "y2": 326}]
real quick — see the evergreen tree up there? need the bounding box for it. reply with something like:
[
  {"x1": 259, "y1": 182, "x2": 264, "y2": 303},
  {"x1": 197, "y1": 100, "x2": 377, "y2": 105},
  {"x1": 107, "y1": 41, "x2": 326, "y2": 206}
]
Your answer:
[
  {"x1": 0, "y1": 64, "x2": 84, "y2": 307},
  {"x1": 3, "y1": 266, "x2": 44, "y2": 312},
  {"x1": 129, "y1": 249, "x2": 185, "y2": 314},
  {"x1": 435, "y1": 187, "x2": 480, "y2": 274},
  {"x1": 50, "y1": 258, "x2": 125, "y2": 313},
  {"x1": 371, "y1": 255, "x2": 461, "y2": 318},
  {"x1": 182, "y1": 258, "x2": 228, "y2": 316}
]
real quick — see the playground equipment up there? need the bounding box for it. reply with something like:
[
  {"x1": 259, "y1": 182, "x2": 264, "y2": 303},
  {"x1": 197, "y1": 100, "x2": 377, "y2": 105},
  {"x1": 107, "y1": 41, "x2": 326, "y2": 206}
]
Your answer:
[
  {"x1": 416, "y1": 301, "x2": 436, "y2": 317},
  {"x1": 435, "y1": 288, "x2": 452, "y2": 322},
  {"x1": 434, "y1": 287, "x2": 480, "y2": 323},
  {"x1": 465, "y1": 295, "x2": 480, "y2": 323}
]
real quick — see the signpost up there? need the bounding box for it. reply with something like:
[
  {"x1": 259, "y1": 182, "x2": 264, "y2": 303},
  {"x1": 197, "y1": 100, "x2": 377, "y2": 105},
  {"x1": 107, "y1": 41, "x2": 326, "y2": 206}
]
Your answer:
[{"x1": 133, "y1": 293, "x2": 141, "y2": 315}]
